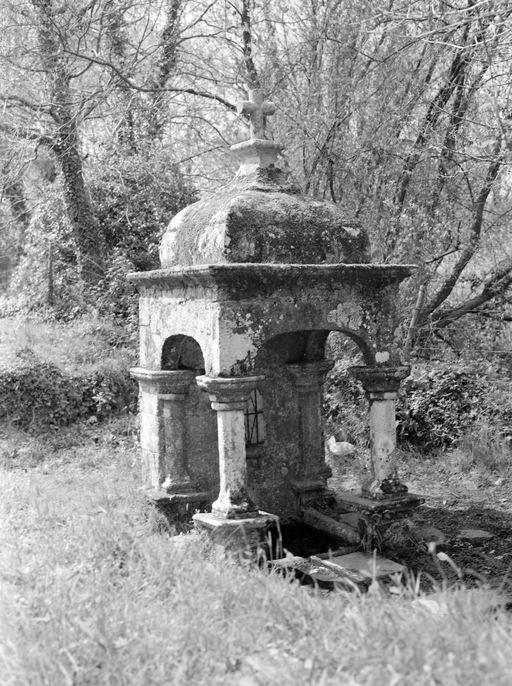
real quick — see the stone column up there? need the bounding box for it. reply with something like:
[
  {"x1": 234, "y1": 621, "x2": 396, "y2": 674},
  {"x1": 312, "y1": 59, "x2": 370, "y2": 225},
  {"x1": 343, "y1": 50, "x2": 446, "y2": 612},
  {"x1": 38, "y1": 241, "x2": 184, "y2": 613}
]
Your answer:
[
  {"x1": 130, "y1": 368, "x2": 196, "y2": 493},
  {"x1": 287, "y1": 361, "x2": 334, "y2": 502},
  {"x1": 196, "y1": 375, "x2": 264, "y2": 519},
  {"x1": 349, "y1": 366, "x2": 410, "y2": 499}
]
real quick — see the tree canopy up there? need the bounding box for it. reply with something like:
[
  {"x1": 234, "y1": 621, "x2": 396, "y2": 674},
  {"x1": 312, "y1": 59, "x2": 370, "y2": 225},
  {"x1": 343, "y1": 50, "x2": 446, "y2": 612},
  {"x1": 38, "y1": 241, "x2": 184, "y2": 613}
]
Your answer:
[{"x1": 0, "y1": 0, "x2": 511, "y2": 358}]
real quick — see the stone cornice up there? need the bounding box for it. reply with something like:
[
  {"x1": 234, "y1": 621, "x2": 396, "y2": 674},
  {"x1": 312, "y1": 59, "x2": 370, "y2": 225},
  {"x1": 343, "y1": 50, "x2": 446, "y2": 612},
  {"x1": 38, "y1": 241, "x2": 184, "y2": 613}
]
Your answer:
[{"x1": 128, "y1": 263, "x2": 416, "y2": 295}]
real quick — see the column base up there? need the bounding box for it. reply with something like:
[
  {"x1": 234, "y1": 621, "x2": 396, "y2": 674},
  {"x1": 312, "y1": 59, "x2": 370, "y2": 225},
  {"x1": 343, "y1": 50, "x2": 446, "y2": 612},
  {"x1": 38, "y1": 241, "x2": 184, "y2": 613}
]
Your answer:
[
  {"x1": 193, "y1": 511, "x2": 279, "y2": 556},
  {"x1": 145, "y1": 489, "x2": 211, "y2": 517},
  {"x1": 336, "y1": 491, "x2": 424, "y2": 515},
  {"x1": 291, "y1": 479, "x2": 336, "y2": 509},
  {"x1": 361, "y1": 476, "x2": 409, "y2": 500},
  {"x1": 161, "y1": 478, "x2": 198, "y2": 495}
]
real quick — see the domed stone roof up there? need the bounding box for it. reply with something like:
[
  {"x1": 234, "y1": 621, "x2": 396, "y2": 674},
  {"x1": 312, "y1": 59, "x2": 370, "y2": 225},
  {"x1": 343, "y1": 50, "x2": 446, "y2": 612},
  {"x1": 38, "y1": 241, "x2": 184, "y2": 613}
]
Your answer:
[{"x1": 159, "y1": 90, "x2": 370, "y2": 268}]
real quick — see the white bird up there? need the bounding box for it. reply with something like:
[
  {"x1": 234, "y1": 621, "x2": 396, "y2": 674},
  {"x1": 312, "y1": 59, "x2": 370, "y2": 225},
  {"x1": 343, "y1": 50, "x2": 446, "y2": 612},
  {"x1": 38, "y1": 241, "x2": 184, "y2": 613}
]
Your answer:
[{"x1": 326, "y1": 436, "x2": 356, "y2": 457}]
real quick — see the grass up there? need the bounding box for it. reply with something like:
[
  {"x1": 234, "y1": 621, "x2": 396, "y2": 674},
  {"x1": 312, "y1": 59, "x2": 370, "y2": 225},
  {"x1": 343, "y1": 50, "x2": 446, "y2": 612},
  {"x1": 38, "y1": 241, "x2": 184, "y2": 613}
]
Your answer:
[
  {"x1": 1, "y1": 416, "x2": 512, "y2": 686},
  {"x1": 2, "y1": 316, "x2": 512, "y2": 684},
  {"x1": 0, "y1": 316, "x2": 136, "y2": 374}
]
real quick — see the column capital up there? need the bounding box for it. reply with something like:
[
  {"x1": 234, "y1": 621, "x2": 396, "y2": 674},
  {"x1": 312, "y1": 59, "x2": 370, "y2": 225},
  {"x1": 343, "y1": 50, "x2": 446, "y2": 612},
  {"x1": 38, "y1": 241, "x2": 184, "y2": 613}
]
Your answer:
[
  {"x1": 349, "y1": 365, "x2": 410, "y2": 397},
  {"x1": 287, "y1": 360, "x2": 334, "y2": 389},
  {"x1": 196, "y1": 375, "x2": 264, "y2": 411},
  {"x1": 130, "y1": 368, "x2": 196, "y2": 396}
]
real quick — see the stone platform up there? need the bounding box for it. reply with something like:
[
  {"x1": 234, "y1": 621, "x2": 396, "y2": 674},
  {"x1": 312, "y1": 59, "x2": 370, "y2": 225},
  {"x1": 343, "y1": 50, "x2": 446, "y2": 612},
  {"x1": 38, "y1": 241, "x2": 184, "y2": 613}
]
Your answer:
[
  {"x1": 193, "y1": 511, "x2": 279, "y2": 556},
  {"x1": 273, "y1": 551, "x2": 405, "y2": 590}
]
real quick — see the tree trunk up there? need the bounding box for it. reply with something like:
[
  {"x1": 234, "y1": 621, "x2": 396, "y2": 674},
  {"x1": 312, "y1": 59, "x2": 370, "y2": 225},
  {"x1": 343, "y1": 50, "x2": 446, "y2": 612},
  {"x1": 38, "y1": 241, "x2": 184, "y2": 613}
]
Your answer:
[{"x1": 31, "y1": 0, "x2": 104, "y2": 285}]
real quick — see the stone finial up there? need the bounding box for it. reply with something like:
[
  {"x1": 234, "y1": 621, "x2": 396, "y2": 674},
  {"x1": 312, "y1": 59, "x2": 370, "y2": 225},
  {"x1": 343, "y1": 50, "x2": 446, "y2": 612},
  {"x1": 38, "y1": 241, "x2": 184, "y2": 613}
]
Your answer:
[{"x1": 237, "y1": 88, "x2": 276, "y2": 140}]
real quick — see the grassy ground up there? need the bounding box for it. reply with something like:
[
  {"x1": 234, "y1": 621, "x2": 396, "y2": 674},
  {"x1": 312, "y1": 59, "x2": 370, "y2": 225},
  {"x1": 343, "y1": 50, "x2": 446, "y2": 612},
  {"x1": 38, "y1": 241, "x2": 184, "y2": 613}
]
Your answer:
[
  {"x1": 1, "y1": 417, "x2": 512, "y2": 686},
  {"x1": 0, "y1": 316, "x2": 136, "y2": 374},
  {"x1": 2, "y1": 316, "x2": 512, "y2": 685}
]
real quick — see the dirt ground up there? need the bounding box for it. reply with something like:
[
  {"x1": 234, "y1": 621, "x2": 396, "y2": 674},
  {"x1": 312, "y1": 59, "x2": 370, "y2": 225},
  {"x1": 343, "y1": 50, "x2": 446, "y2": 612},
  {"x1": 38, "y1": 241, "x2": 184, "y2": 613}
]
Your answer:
[{"x1": 358, "y1": 456, "x2": 512, "y2": 594}]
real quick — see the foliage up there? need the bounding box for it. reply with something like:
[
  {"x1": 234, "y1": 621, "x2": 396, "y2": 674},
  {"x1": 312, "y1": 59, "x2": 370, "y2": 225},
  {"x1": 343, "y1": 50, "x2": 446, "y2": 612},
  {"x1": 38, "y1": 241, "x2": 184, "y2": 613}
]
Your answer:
[
  {"x1": 0, "y1": 315, "x2": 138, "y2": 429},
  {"x1": 89, "y1": 151, "x2": 197, "y2": 272},
  {"x1": 0, "y1": 351, "x2": 137, "y2": 429},
  {"x1": 5, "y1": 185, "x2": 85, "y2": 315},
  {"x1": 91, "y1": 250, "x2": 139, "y2": 332},
  {"x1": 0, "y1": 352, "x2": 84, "y2": 428},
  {"x1": 0, "y1": 0, "x2": 511, "y2": 346},
  {"x1": 398, "y1": 364, "x2": 512, "y2": 450},
  {"x1": 324, "y1": 360, "x2": 368, "y2": 446},
  {"x1": 326, "y1": 359, "x2": 512, "y2": 453}
]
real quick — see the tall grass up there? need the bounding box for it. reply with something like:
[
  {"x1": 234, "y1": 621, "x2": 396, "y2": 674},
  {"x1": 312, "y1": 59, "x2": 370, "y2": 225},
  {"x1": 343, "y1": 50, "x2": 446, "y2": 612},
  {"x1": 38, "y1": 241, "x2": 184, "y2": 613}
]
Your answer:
[
  {"x1": 0, "y1": 316, "x2": 136, "y2": 373},
  {"x1": 1, "y1": 417, "x2": 512, "y2": 686}
]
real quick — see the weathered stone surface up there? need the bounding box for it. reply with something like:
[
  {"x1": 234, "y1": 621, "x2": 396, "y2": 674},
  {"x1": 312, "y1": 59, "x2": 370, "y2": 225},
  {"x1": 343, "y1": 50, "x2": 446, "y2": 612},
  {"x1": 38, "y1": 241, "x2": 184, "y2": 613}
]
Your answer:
[
  {"x1": 336, "y1": 492, "x2": 424, "y2": 513},
  {"x1": 272, "y1": 551, "x2": 404, "y2": 588},
  {"x1": 193, "y1": 511, "x2": 278, "y2": 555},
  {"x1": 350, "y1": 366, "x2": 411, "y2": 498},
  {"x1": 160, "y1": 187, "x2": 371, "y2": 267},
  {"x1": 323, "y1": 552, "x2": 405, "y2": 579},
  {"x1": 197, "y1": 376, "x2": 263, "y2": 519},
  {"x1": 129, "y1": 264, "x2": 414, "y2": 374},
  {"x1": 146, "y1": 489, "x2": 210, "y2": 518},
  {"x1": 159, "y1": 122, "x2": 371, "y2": 269},
  {"x1": 302, "y1": 507, "x2": 360, "y2": 545},
  {"x1": 337, "y1": 512, "x2": 362, "y2": 529},
  {"x1": 129, "y1": 90, "x2": 421, "y2": 529},
  {"x1": 458, "y1": 529, "x2": 494, "y2": 542}
]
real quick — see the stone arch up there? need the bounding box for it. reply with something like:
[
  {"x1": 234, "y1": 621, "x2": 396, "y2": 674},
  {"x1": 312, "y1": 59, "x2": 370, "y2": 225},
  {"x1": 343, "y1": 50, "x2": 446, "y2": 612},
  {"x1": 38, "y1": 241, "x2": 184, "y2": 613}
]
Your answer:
[
  {"x1": 255, "y1": 327, "x2": 373, "y2": 368},
  {"x1": 161, "y1": 334, "x2": 206, "y2": 373}
]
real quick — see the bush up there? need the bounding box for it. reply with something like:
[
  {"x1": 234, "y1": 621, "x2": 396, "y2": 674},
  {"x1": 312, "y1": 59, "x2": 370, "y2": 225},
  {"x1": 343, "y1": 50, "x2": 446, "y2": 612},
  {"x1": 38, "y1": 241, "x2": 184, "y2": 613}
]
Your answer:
[
  {"x1": 325, "y1": 360, "x2": 512, "y2": 453},
  {"x1": 397, "y1": 364, "x2": 512, "y2": 450},
  {"x1": 90, "y1": 150, "x2": 197, "y2": 272},
  {"x1": 0, "y1": 351, "x2": 138, "y2": 429},
  {"x1": 91, "y1": 250, "x2": 139, "y2": 333},
  {"x1": 324, "y1": 360, "x2": 368, "y2": 445},
  {"x1": 4, "y1": 185, "x2": 86, "y2": 316}
]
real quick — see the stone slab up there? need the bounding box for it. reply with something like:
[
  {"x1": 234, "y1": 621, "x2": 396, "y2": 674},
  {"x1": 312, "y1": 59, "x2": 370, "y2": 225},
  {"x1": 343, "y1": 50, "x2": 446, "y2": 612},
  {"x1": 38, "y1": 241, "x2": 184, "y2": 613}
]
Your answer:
[
  {"x1": 272, "y1": 551, "x2": 405, "y2": 589},
  {"x1": 272, "y1": 555, "x2": 364, "y2": 589},
  {"x1": 146, "y1": 489, "x2": 210, "y2": 506},
  {"x1": 316, "y1": 552, "x2": 405, "y2": 580},
  {"x1": 337, "y1": 512, "x2": 362, "y2": 529},
  {"x1": 193, "y1": 511, "x2": 279, "y2": 530},
  {"x1": 302, "y1": 507, "x2": 360, "y2": 545},
  {"x1": 457, "y1": 529, "x2": 494, "y2": 542},
  {"x1": 336, "y1": 492, "x2": 424, "y2": 513}
]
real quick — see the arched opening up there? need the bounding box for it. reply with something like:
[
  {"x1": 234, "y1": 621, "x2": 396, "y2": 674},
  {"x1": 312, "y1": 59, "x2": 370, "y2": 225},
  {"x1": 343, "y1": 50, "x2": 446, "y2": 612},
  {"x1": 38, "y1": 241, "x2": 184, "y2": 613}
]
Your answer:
[
  {"x1": 161, "y1": 334, "x2": 206, "y2": 373},
  {"x1": 159, "y1": 334, "x2": 216, "y2": 493},
  {"x1": 243, "y1": 328, "x2": 371, "y2": 517},
  {"x1": 260, "y1": 330, "x2": 329, "y2": 365}
]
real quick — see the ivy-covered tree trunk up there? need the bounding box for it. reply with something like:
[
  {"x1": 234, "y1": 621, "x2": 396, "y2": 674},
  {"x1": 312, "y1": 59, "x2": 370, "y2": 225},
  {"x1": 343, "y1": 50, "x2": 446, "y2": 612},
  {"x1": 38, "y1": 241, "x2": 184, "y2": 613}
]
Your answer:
[
  {"x1": 31, "y1": 0, "x2": 105, "y2": 285},
  {"x1": 2, "y1": 159, "x2": 31, "y2": 263},
  {"x1": 53, "y1": 122, "x2": 105, "y2": 283}
]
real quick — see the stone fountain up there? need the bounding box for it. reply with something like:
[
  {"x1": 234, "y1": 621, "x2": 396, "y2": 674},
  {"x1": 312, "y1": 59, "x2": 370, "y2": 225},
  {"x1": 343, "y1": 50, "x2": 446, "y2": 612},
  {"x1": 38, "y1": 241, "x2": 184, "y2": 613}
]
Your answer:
[{"x1": 129, "y1": 89, "x2": 422, "y2": 557}]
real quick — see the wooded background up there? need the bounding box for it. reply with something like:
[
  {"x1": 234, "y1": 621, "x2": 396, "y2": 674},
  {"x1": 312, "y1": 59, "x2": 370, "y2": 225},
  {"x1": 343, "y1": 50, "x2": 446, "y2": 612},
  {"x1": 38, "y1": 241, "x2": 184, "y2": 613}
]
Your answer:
[{"x1": 1, "y1": 0, "x2": 511, "y2": 360}]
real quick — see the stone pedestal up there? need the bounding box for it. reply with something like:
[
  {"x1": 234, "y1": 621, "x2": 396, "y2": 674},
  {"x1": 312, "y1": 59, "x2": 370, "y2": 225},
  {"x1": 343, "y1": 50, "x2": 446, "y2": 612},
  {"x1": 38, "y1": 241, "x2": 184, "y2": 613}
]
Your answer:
[
  {"x1": 330, "y1": 366, "x2": 424, "y2": 545},
  {"x1": 193, "y1": 511, "x2": 279, "y2": 557},
  {"x1": 131, "y1": 368, "x2": 209, "y2": 512},
  {"x1": 288, "y1": 361, "x2": 334, "y2": 506},
  {"x1": 196, "y1": 375, "x2": 264, "y2": 519}
]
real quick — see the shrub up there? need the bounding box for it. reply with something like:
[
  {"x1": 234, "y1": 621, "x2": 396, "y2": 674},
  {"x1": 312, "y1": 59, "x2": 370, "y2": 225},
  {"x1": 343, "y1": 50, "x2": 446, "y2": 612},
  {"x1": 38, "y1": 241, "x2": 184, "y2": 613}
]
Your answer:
[
  {"x1": 91, "y1": 250, "x2": 139, "y2": 333},
  {"x1": 324, "y1": 360, "x2": 368, "y2": 445},
  {"x1": 0, "y1": 351, "x2": 138, "y2": 429},
  {"x1": 325, "y1": 360, "x2": 512, "y2": 453},
  {"x1": 397, "y1": 364, "x2": 512, "y2": 450},
  {"x1": 4, "y1": 185, "x2": 86, "y2": 316},
  {"x1": 90, "y1": 150, "x2": 197, "y2": 272}
]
